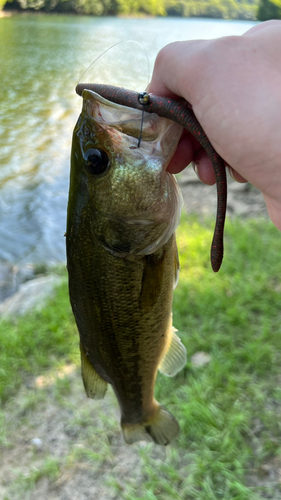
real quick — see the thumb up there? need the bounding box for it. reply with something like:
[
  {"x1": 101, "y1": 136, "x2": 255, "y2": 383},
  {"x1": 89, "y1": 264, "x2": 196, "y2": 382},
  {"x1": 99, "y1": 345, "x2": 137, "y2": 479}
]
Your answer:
[{"x1": 147, "y1": 40, "x2": 208, "y2": 104}]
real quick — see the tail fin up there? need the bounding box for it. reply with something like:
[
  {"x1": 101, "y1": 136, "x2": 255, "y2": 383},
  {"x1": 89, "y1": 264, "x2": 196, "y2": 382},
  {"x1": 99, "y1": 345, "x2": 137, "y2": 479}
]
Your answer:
[{"x1": 122, "y1": 405, "x2": 179, "y2": 446}]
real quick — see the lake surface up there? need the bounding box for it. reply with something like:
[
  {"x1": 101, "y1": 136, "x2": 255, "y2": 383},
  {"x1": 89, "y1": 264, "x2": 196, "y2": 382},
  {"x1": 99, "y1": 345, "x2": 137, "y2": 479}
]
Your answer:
[{"x1": 0, "y1": 15, "x2": 257, "y2": 264}]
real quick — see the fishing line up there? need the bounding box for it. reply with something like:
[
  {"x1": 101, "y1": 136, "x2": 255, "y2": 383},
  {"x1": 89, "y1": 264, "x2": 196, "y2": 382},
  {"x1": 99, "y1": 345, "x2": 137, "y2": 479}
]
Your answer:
[
  {"x1": 77, "y1": 40, "x2": 150, "y2": 90},
  {"x1": 77, "y1": 42, "x2": 151, "y2": 149},
  {"x1": 137, "y1": 106, "x2": 145, "y2": 148},
  {"x1": 137, "y1": 92, "x2": 150, "y2": 148}
]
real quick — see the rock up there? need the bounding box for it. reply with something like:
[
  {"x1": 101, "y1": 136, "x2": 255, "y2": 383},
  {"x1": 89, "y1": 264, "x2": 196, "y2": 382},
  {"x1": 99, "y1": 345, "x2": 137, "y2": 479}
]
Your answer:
[
  {"x1": 16, "y1": 264, "x2": 36, "y2": 285},
  {"x1": 31, "y1": 438, "x2": 43, "y2": 449},
  {"x1": 191, "y1": 351, "x2": 211, "y2": 368},
  {"x1": 0, "y1": 261, "x2": 18, "y2": 302},
  {"x1": 0, "y1": 274, "x2": 62, "y2": 317},
  {"x1": 0, "y1": 262, "x2": 37, "y2": 303}
]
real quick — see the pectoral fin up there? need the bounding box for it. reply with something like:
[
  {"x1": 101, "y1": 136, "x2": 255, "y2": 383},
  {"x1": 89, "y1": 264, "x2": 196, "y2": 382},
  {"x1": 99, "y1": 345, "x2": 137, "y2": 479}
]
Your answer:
[
  {"x1": 80, "y1": 343, "x2": 107, "y2": 399},
  {"x1": 159, "y1": 329, "x2": 187, "y2": 377}
]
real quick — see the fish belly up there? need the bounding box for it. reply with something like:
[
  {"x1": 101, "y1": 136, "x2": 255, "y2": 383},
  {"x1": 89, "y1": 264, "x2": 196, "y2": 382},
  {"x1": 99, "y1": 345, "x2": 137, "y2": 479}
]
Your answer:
[{"x1": 67, "y1": 218, "x2": 181, "y2": 444}]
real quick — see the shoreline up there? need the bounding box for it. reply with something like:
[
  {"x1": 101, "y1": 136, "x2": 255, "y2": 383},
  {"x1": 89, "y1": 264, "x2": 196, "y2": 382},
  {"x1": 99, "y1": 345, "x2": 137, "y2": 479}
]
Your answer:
[
  {"x1": 0, "y1": 10, "x2": 257, "y2": 21},
  {"x1": 0, "y1": 10, "x2": 13, "y2": 17}
]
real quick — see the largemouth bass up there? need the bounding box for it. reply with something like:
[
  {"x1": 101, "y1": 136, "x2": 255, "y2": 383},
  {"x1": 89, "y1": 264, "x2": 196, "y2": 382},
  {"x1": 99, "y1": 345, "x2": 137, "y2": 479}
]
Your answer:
[{"x1": 66, "y1": 89, "x2": 187, "y2": 445}]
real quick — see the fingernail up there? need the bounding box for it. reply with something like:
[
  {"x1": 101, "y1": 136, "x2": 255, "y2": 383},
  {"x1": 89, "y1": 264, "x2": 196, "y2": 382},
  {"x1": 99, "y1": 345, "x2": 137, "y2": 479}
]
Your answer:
[
  {"x1": 228, "y1": 166, "x2": 236, "y2": 181},
  {"x1": 192, "y1": 161, "x2": 200, "y2": 180}
]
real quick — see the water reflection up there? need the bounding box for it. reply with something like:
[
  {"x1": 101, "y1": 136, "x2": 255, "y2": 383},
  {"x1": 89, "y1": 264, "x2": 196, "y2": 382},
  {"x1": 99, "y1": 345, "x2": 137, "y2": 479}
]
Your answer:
[{"x1": 0, "y1": 15, "x2": 256, "y2": 264}]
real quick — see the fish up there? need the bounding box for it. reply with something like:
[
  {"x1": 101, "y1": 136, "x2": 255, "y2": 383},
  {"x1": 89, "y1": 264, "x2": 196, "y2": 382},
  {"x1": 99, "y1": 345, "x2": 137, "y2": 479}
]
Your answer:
[{"x1": 66, "y1": 89, "x2": 187, "y2": 445}]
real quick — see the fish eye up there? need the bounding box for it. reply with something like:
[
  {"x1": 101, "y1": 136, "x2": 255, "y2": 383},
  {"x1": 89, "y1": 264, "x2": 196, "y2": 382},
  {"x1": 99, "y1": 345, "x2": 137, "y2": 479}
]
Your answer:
[{"x1": 83, "y1": 148, "x2": 109, "y2": 175}]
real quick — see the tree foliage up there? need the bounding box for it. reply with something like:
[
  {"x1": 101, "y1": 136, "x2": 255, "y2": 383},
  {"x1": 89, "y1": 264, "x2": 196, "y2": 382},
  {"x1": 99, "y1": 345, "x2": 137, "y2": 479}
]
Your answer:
[
  {"x1": 165, "y1": 0, "x2": 258, "y2": 19},
  {"x1": 2, "y1": 0, "x2": 261, "y2": 21},
  {"x1": 115, "y1": 0, "x2": 166, "y2": 16},
  {"x1": 257, "y1": 0, "x2": 281, "y2": 19}
]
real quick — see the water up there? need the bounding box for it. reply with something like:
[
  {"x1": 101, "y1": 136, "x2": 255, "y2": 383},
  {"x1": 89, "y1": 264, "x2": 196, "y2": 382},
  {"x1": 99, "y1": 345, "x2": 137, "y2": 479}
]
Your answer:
[{"x1": 0, "y1": 15, "x2": 257, "y2": 264}]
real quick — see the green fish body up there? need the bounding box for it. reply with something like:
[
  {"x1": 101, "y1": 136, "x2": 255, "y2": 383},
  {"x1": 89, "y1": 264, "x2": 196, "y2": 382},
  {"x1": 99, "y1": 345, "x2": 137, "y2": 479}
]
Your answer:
[{"x1": 66, "y1": 90, "x2": 186, "y2": 445}]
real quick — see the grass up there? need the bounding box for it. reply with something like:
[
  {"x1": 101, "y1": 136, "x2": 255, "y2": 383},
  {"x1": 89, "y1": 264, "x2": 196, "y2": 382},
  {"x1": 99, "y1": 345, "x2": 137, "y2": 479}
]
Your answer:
[
  {"x1": 1, "y1": 214, "x2": 281, "y2": 498},
  {"x1": 0, "y1": 273, "x2": 79, "y2": 404},
  {"x1": 14, "y1": 457, "x2": 61, "y2": 491}
]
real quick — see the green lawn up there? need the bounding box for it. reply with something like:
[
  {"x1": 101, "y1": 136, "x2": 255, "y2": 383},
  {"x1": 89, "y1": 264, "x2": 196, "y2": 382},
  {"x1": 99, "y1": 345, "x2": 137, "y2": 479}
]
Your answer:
[{"x1": 1, "y1": 214, "x2": 281, "y2": 499}]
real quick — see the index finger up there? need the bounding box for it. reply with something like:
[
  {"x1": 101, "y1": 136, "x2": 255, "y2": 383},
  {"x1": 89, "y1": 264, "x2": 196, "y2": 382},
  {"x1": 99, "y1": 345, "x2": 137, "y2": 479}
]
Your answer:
[{"x1": 147, "y1": 40, "x2": 206, "y2": 103}]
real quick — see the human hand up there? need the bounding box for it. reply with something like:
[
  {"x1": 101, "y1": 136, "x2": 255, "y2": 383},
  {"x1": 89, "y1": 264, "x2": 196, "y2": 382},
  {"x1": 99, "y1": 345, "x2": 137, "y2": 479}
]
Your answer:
[{"x1": 148, "y1": 20, "x2": 281, "y2": 230}]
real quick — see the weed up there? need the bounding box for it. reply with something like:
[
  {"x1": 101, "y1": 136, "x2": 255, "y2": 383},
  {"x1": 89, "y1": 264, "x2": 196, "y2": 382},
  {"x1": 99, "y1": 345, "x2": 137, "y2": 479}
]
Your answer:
[
  {"x1": 13, "y1": 457, "x2": 61, "y2": 491},
  {"x1": 0, "y1": 275, "x2": 78, "y2": 403}
]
